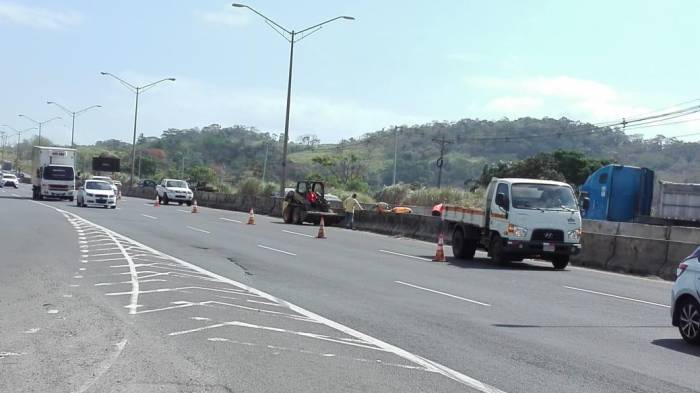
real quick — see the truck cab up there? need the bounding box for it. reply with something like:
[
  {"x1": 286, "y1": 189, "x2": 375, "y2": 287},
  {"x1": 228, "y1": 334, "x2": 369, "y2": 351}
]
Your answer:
[
  {"x1": 31, "y1": 146, "x2": 77, "y2": 201},
  {"x1": 446, "y1": 178, "x2": 582, "y2": 269}
]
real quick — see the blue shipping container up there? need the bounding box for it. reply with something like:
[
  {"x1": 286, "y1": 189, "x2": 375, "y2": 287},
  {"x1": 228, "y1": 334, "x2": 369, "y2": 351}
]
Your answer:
[{"x1": 580, "y1": 165, "x2": 654, "y2": 222}]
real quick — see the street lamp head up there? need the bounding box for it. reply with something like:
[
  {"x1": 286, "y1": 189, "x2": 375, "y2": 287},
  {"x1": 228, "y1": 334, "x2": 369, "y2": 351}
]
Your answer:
[
  {"x1": 47, "y1": 101, "x2": 54, "y2": 104},
  {"x1": 232, "y1": 3, "x2": 246, "y2": 7},
  {"x1": 342, "y1": 16, "x2": 355, "y2": 20},
  {"x1": 100, "y1": 72, "x2": 109, "y2": 75},
  {"x1": 168, "y1": 78, "x2": 176, "y2": 81}
]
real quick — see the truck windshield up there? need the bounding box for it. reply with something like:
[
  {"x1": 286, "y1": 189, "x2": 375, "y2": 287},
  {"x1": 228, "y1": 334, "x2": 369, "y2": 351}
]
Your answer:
[
  {"x1": 44, "y1": 166, "x2": 74, "y2": 181},
  {"x1": 511, "y1": 183, "x2": 577, "y2": 210},
  {"x1": 85, "y1": 181, "x2": 112, "y2": 190},
  {"x1": 166, "y1": 180, "x2": 187, "y2": 188}
]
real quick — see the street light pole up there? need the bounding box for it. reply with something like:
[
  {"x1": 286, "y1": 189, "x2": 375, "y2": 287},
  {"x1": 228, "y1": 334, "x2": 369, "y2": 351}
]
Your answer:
[
  {"x1": 1, "y1": 125, "x2": 36, "y2": 168},
  {"x1": 46, "y1": 102, "x2": 101, "y2": 148},
  {"x1": 0, "y1": 131, "x2": 6, "y2": 162},
  {"x1": 18, "y1": 115, "x2": 61, "y2": 144},
  {"x1": 232, "y1": 3, "x2": 354, "y2": 197},
  {"x1": 393, "y1": 127, "x2": 400, "y2": 185},
  {"x1": 261, "y1": 133, "x2": 277, "y2": 184},
  {"x1": 100, "y1": 72, "x2": 175, "y2": 187}
]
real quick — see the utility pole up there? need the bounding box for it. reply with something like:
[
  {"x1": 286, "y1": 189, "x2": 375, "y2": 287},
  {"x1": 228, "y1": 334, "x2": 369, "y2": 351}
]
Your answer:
[
  {"x1": 0, "y1": 132, "x2": 6, "y2": 162},
  {"x1": 432, "y1": 135, "x2": 453, "y2": 189},
  {"x1": 392, "y1": 127, "x2": 400, "y2": 185}
]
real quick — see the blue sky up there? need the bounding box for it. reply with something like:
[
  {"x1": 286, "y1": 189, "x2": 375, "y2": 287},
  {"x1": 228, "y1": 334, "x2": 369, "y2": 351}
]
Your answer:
[{"x1": 1, "y1": 0, "x2": 699, "y2": 146}]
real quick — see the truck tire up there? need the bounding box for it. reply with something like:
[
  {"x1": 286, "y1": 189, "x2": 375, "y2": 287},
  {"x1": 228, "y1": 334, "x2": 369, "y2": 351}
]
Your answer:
[
  {"x1": 292, "y1": 207, "x2": 303, "y2": 225},
  {"x1": 551, "y1": 255, "x2": 569, "y2": 270},
  {"x1": 283, "y1": 207, "x2": 293, "y2": 223},
  {"x1": 489, "y1": 235, "x2": 509, "y2": 265},
  {"x1": 452, "y1": 228, "x2": 476, "y2": 260},
  {"x1": 163, "y1": 194, "x2": 169, "y2": 205},
  {"x1": 186, "y1": 201, "x2": 192, "y2": 207},
  {"x1": 178, "y1": 201, "x2": 183, "y2": 206},
  {"x1": 68, "y1": 197, "x2": 74, "y2": 202}
]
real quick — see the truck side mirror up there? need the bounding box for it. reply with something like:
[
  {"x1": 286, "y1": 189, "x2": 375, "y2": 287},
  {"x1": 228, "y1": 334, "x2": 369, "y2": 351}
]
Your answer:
[
  {"x1": 495, "y1": 193, "x2": 509, "y2": 210},
  {"x1": 581, "y1": 197, "x2": 590, "y2": 211}
]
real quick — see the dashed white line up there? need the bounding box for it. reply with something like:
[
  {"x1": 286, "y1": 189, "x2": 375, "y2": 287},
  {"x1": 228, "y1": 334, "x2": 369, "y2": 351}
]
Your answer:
[
  {"x1": 379, "y1": 250, "x2": 432, "y2": 262},
  {"x1": 395, "y1": 281, "x2": 491, "y2": 307},
  {"x1": 141, "y1": 214, "x2": 158, "y2": 220},
  {"x1": 282, "y1": 229, "x2": 314, "y2": 238},
  {"x1": 219, "y1": 217, "x2": 242, "y2": 224},
  {"x1": 186, "y1": 225, "x2": 211, "y2": 234},
  {"x1": 257, "y1": 244, "x2": 297, "y2": 256},
  {"x1": 177, "y1": 209, "x2": 190, "y2": 213},
  {"x1": 563, "y1": 286, "x2": 670, "y2": 308}
]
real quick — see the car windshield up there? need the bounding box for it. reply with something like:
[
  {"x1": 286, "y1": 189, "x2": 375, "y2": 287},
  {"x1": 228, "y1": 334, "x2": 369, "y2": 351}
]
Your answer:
[
  {"x1": 511, "y1": 183, "x2": 578, "y2": 210},
  {"x1": 85, "y1": 181, "x2": 112, "y2": 190},
  {"x1": 166, "y1": 180, "x2": 187, "y2": 188},
  {"x1": 3, "y1": 174, "x2": 15, "y2": 179},
  {"x1": 44, "y1": 166, "x2": 74, "y2": 181}
]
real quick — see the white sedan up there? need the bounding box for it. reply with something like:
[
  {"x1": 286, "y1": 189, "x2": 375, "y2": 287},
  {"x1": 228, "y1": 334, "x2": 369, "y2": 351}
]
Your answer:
[
  {"x1": 77, "y1": 180, "x2": 117, "y2": 209},
  {"x1": 672, "y1": 246, "x2": 700, "y2": 344},
  {"x1": 1, "y1": 173, "x2": 19, "y2": 188}
]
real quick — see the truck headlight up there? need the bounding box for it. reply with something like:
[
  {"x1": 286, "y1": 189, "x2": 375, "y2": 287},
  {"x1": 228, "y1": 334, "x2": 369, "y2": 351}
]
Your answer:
[
  {"x1": 568, "y1": 229, "x2": 581, "y2": 242},
  {"x1": 507, "y1": 224, "x2": 528, "y2": 238}
]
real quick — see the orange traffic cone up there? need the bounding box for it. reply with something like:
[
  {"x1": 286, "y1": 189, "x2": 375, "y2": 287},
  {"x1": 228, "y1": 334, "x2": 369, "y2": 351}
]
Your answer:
[
  {"x1": 154, "y1": 195, "x2": 160, "y2": 207},
  {"x1": 317, "y1": 217, "x2": 327, "y2": 239},
  {"x1": 191, "y1": 200, "x2": 198, "y2": 213},
  {"x1": 433, "y1": 232, "x2": 447, "y2": 262},
  {"x1": 246, "y1": 208, "x2": 256, "y2": 225}
]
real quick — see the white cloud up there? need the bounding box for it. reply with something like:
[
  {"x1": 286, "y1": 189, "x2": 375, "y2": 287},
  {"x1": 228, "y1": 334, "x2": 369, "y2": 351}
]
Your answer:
[
  {"x1": 468, "y1": 75, "x2": 649, "y2": 122},
  {"x1": 0, "y1": 2, "x2": 82, "y2": 29},
  {"x1": 486, "y1": 96, "x2": 542, "y2": 113},
  {"x1": 195, "y1": 7, "x2": 249, "y2": 28}
]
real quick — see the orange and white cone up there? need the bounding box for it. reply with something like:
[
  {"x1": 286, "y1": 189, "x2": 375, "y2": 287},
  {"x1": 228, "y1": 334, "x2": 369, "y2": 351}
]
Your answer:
[
  {"x1": 154, "y1": 195, "x2": 160, "y2": 207},
  {"x1": 191, "y1": 200, "x2": 198, "y2": 213},
  {"x1": 433, "y1": 232, "x2": 447, "y2": 262},
  {"x1": 317, "y1": 217, "x2": 327, "y2": 239},
  {"x1": 246, "y1": 208, "x2": 256, "y2": 225}
]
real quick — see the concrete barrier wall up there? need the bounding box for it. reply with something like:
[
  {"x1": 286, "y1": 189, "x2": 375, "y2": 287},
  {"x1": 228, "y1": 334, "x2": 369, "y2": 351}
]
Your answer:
[{"x1": 122, "y1": 188, "x2": 694, "y2": 280}]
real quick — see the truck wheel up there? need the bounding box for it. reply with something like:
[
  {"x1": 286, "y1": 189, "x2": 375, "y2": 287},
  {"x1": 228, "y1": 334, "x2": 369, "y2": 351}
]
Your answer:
[
  {"x1": 178, "y1": 201, "x2": 183, "y2": 206},
  {"x1": 163, "y1": 195, "x2": 169, "y2": 205},
  {"x1": 69, "y1": 197, "x2": 74, "y2": 202},
  {"x1": 292, "y1": 207, "x2": 302, "y2": 225},
  {"x1": 678, "y1": 297, "x2": 700, "y2": 344},
  {"x1": 186, "y1": 201, "x2": 192, "y2": 207},
  {"x1": 551, "y1": 255, "x2": 569, "y2": 270},
  {"x1": 489, "y1": 235, "x2": 509, "y2": 265},
  {"x1": 452, "y1": 229, "x2": 476, "y2": 260},
  {"x1": 283, "y1": 207, "x2": 293, "y2": 223}
]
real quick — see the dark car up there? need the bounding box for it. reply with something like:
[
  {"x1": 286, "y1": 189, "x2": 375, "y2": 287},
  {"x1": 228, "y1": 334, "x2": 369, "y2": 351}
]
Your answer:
[{"x1": 137, "y1": 179, "x2": 157, "y2": 188}]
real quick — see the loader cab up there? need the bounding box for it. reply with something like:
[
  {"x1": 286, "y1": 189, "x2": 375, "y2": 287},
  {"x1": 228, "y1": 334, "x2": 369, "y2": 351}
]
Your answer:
[{"x1": 295, "y1": 181, "x2": 327, "y2": 209}]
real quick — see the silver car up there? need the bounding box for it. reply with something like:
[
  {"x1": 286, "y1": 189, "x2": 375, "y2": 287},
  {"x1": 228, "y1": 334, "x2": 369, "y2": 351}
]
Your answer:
[{"x1": 671, "y1": 246, "x2": 700, "y2": 344}]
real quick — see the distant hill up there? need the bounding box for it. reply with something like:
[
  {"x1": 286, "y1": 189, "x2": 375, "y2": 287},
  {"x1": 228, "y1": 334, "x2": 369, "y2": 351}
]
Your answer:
[{"x1": 12, "y1": 118, "x2": 699, "y2": 190}]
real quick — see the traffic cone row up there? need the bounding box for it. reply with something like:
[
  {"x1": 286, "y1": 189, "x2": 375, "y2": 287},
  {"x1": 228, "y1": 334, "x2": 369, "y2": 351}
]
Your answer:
[
  {"x1": 433, "y1": 232, "x2": 447, "y2": 262},
  {"x1": 247, "y1": 208, "x2": 256, "y2": 225},
  {"x1": 191, "y1": 200, "x2": 198, "y2": 213},
  {"x1": 317, "y1": 217, "x2": 326, "y2": 239}
]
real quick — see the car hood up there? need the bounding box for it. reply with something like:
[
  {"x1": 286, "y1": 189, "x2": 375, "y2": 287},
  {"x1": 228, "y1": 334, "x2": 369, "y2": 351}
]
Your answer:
[
  {"x1": 86, "y1": 191, "x2": 114, "y2": 196},
  {"x1": 165, "y1": 187, "x2": 191, "y2": 192}
]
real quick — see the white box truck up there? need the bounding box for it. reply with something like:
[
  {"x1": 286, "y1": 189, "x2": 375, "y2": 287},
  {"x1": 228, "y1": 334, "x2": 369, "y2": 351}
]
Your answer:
[
  {"x1": 444, "y1": 178, "x2": 582, "y2": 269},
  {"x1": 31, "y1": 146, "x2": 77, "y2": 201}
]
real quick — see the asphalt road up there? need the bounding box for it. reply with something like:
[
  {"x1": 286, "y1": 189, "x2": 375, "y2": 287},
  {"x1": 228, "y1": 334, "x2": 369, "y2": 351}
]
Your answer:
[{"x1": 1, "y1": 184, "x2": 698, "y2": 393}]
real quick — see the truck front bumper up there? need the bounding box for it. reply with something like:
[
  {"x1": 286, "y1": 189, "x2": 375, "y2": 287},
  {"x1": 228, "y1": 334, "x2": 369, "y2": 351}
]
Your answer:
[{"x1": 504, "y1": 239, "x2": 581, "y2": 256}]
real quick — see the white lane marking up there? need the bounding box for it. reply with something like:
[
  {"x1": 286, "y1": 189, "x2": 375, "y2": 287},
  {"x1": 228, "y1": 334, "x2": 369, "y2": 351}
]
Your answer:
[
  {"x1": 395, "y1": 281, "x2": 491, "y2": 307},
  {"x1": 143, "y1": 203, "x2": 153, "y2": 207},
  {"x1": 563, "y1": 286, "x2": 670, "y2": 308},
  {"x1": 177, "y1": 209, "x2": 190, "y2": 213},
  {"x1": 379, "y1": 249, "x2": 432, "y2": 262},
  {"x1": 74, "y1": 275, "x2": 83, "y2": 279},
  {"x1": 47, "y1": 309, "x2": 59, "y2": 314},
  {"x1": 257, "y1": 244, "x2": 297, "y2": 256},
  {"x1": 74, "y1": 339, "x2": 127, "y2": 393},
  {"x1": 105, "y1": 286, "x2": 246, "y2": 296},
  {"x1": 186, "y1": 226, "x2": 211, "y2": 234},
  {"x1": 22, "y1": 328, "x2": 41, "y2": 334},
  {"x1": 219, "y1": 217, "x2": 242, "y2": 224},
  {"x1": 170, "y1": 320, "x2": 386, "y2": 352},
  {"x1": 282, "y1": 229, "x2": 314, "y2": 238},
  {"x1": 247, "y1": 299, "x2": 283, "y2": 307},
  {"x1": 140, "y1": 214, "x2": 158, "y2": 220},
  {"x1": 191, "y1": 316, "x2": 211, "y2": 321},
  {"x1": 34, "y1": 202, "x2": 507, "y2": 393},
  {"x1": 11, "y1": 193, "x2": 20, "y2": 197}
]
